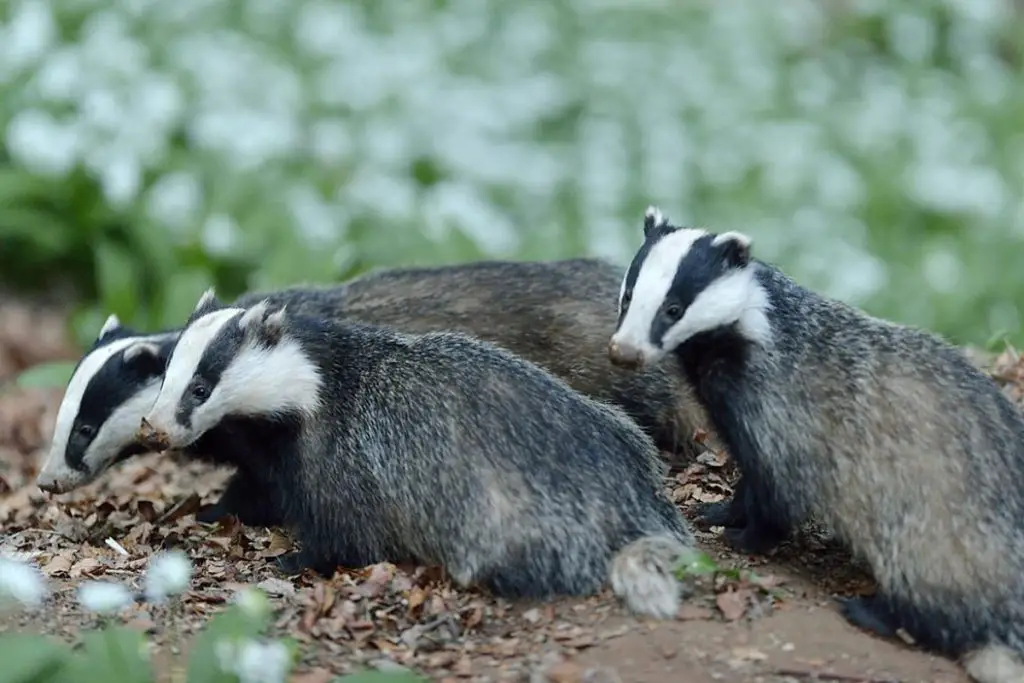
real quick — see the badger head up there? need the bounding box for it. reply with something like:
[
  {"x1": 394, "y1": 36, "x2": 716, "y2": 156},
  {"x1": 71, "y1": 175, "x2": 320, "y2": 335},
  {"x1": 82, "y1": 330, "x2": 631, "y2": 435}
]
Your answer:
[
  {"x1": 608, "y1": 206, "x2": 771, "y2": 369},
  {"x1": 138, "y1": 288, "x2": 323, "y2": 452},
  {"x1": 36, "y1": 314, "x2": 175, "y2": 494}
]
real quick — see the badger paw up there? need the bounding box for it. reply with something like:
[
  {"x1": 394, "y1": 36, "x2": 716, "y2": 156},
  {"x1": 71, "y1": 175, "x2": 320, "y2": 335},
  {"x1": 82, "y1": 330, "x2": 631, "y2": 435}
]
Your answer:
[
  {"x1": 273, "y1": 550, "x2": 337, "y2": 578},
  {"x1": 695, "y1": 499, "x2": 746, "y2": 528},
  {"x1": 722, "y1": 521, "x2": 787, "y2": 556},
  {"x1": 837, "y1": 594, "x2": 899, "y2": 639}
]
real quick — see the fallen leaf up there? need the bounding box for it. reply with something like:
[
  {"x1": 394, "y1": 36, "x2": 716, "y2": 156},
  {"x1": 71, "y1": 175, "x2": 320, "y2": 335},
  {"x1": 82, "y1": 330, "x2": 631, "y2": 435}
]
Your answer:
[
  {"x1": 716, "y1": 588, "x2": 750, "y2": 621},
  {"x1": 69, "y1": 557, "x2": 103, "y2": 578},
  {"x1": 262, "y1": 529, "x2": 293, "y2": 557},
  {"x1": 545, "y1": 660, "x2": 585, "y2": 683},
  {"x1": 42, "y1": 552, "x2": 72, "y2": 577}
]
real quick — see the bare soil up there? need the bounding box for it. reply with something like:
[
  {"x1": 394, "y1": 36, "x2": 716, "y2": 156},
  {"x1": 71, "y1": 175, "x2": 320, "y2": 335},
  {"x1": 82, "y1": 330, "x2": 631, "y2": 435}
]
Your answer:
[{"x1": 3, "y1": 295, "x2": 1016, "y2": 683}]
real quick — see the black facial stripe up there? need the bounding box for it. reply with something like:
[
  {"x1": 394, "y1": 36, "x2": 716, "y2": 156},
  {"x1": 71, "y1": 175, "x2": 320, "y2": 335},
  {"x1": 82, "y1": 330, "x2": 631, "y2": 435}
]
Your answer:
[
  {"x1": 618, "y1": 225, "x2": 676, "y2": 325},
  {"x1": 649, "y1": 233, "x2": 731, "y2": 348},
  {"x1": 67, "y1": 342, "x2": 171, "y2": 472},
  {"x1": 176, "y1": 316, "x2": 247, "y2": 429}
]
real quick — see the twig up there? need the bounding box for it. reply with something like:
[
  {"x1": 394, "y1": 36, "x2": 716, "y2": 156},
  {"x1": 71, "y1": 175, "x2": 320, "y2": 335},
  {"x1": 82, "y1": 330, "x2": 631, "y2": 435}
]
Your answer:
[{"x1": 771, "y1": 668, "x2": 902, "y2": 683}]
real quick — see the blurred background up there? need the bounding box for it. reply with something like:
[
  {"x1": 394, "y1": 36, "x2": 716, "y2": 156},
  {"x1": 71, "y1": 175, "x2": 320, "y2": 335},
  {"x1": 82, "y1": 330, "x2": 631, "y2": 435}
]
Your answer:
[{"x1": 2, "y1": 0, "x2": 1024, "y2": 364}]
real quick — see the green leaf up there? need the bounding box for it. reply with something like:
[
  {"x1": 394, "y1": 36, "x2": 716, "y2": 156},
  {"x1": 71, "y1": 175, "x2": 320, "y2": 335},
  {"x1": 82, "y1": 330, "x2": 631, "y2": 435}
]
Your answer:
[
  {"x1": 14, "y1": 361, "x2": 77, "y2": 390},
  {"x1": 0, "y1": 633, "x2": 70, "y2": 683},
  {"x1": 94, "y1": 240, "x2": 141, "y2": 324},
  {"x1": 57, "y1": 628, "x2": 152, "y2": 683},
  {"x1": 673, "y1": 548, "x2": 719, "y2": 579},
  {"x1": 185, "y1": 604, "x2": 273, "y2": 683}
]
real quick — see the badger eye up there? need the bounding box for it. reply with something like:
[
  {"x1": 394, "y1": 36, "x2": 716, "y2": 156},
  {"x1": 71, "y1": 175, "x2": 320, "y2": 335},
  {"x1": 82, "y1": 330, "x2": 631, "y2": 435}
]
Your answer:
[
  {"x1": 191, "y1": 383, "x2": 211, "y2": 402},
  {"x1": 664, "y1": 303, "x2": 683, "y2": 321},
  {"x1": 620, "y1": 290, "x2": 632, "y2": 309},
  {"x1": 76, "y1": 424, "x2": 96, "y2": 439}
]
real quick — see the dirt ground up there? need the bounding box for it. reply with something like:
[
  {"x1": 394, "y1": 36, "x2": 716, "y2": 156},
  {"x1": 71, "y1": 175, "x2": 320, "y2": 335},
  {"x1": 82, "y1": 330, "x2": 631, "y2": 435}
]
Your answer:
[{"x1": 2, "y1": 295, "x2": 1020, "y2": 683}]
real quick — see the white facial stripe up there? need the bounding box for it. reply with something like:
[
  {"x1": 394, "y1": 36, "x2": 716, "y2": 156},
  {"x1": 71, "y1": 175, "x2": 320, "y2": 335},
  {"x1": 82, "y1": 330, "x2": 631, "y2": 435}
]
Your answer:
[
  {"x1": 41, "y1": 335, "x2": 148, "y2": 478},
  {"x1": 660, "y1": 267, "x2": 772, "y2": 351},
  {"x1": 84, "y1": 382, "x2": 161, "y2": 472},
  {"x1": 190, "y1": 336, "x2": 323, "y2": 438},
  {"x1": 146, "y1": 308, "x2": 243, "y2": 438},
  {"x1": 613, "y1": 228, "x2": 708, "y2": 357}
]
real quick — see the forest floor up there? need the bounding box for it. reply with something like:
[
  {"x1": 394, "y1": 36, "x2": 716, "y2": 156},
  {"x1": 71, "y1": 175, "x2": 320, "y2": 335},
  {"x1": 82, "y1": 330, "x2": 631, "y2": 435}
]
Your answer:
[{"x1": 2, "y1": 293, "x2": 1020, "y2": 683}]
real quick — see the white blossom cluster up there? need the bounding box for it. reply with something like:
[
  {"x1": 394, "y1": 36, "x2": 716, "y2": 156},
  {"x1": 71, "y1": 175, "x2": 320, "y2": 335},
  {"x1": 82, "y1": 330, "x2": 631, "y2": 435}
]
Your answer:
[{"x1": 1, "y1": 0, "x2": 1022, "y2": 339}]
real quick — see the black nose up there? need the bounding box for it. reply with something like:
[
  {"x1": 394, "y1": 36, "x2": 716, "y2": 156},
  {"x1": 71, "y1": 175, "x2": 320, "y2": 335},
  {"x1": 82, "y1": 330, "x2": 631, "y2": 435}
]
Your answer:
[{"x1": 608, "y1": 339, "x2": 645, "y2": 369}]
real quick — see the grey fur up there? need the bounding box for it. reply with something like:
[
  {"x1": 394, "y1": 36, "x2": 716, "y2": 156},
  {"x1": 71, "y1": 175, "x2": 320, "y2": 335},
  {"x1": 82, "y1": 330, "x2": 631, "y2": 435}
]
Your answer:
[
  {"x1": 37, "y1": 258, "x2": 708, "y2": 507},
  {"x1": 259, "y1": 259, "x2": 708, "y2": 461},
  {"x1": 143, "y1": 296, "x2": 697, "y2": 618},
  {"x1": 611, "y1": 220, "x2": 1024, "y2": 681}
]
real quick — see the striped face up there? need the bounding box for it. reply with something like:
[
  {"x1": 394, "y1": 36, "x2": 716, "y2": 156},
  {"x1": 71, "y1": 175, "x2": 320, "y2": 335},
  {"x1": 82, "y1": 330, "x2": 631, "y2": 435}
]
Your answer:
[
  {"x1": 36, "y1": 316, "x2": 176, "y2": 494},
  {"x1": 141, "y1": 293, "x2": 323, "y2": 451},
  {"x1": 609, "y1": 207, "x2": 770, "y2": 368}
]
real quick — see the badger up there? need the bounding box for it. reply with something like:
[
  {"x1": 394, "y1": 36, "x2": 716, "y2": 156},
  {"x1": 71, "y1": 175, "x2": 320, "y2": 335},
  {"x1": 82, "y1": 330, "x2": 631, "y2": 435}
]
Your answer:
[
  {"x1": 134, "y1": 289, "x2": 697, "y2": 618},
  {"x1": 36, "y1": 259, "x2": 708, "y2": 520},
  {"x1": 605, "y1": 206, "x2": 1024, "y2": 683}
]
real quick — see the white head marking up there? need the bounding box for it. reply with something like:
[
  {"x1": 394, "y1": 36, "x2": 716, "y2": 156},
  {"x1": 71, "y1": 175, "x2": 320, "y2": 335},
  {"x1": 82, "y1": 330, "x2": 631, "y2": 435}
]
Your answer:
[
  {"x1": 38, "y1": 336, "x2": 161, "y2": 492},
  {"x1": 98, "y1": 314, "x2": 121, "y2": 339},
  {"x1": 611, "y1": 228, "x2": 772, "y2": 366},
  {"x1": 144, "y1": 305, "x2": 322, "y2": 450}
]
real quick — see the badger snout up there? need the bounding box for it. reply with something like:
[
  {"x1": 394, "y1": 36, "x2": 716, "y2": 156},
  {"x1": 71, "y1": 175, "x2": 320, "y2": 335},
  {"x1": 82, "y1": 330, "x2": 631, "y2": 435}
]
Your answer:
[
  {"x1": 136, "y1": 417, "x2": 171, "y2": 452},
  {"x1": 608, "y1": 338, "x2": 646, "y2": 370},
  {"x1": 36, "y1": 471, "x2": 70, "y2": 494}
]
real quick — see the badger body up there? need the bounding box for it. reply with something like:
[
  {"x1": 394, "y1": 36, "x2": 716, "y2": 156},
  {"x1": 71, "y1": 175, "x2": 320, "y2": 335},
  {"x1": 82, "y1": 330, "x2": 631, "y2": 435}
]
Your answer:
[
  {"x1": 136, "y1": 291, "x2": 696, "y2": 618},
  {"x1": 607, "y1": 208, "x2": 1024, "y2": 683},
  {"x1": 38, "y1": 259, "x2": 707, "y2": 519}
]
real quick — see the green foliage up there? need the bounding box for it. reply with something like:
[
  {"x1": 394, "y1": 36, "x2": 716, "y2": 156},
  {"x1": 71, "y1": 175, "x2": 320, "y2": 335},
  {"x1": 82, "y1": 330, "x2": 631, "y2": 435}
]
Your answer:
[
  {"x1": 0, "y1": 590, "x2": 423, "y2": 683},
  {"x1": 2, "y1": 0, "x2": 1024, "y2": 349},
  {"x1": 12, "y1": 361, "x2": 77, "y2": 389}
]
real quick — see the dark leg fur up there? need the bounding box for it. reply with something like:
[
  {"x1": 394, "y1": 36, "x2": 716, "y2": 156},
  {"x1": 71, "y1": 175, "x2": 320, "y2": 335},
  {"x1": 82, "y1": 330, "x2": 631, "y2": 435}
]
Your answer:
[
  {"x1": 838, "y1": 590, "x2": 995, "y2": 659},
  {"x1": 837, "y1": 594, "x2": 900, "y2": 639},
  {"x1": 699, "y1": 475, "x2": 791, "y2": 555},
  {"x1": 274, "y1": 550, "x2": 338, "y2": 577},
  {"x1": 195, "y1": 471, "x2": 284, "y2": 527}
]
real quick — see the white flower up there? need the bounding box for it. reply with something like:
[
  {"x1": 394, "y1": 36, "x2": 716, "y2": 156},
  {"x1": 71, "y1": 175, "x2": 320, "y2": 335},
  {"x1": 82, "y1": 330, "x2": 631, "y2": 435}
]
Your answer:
[
  {"x1": 143, "y1": 550, "x2": 192, "y2": 604},
  {"x1": 0, "y1": 557, "x2": 47, "y2": 609},
  {"x1": 232, "y1": 587, "x2": 271, "y2": 622},
  {"x1": 77, "y1": 581, "x2": 133, "y2": 614},
  {"x1": 215, "y1": 638, "x2": 291, "y2": 683}
]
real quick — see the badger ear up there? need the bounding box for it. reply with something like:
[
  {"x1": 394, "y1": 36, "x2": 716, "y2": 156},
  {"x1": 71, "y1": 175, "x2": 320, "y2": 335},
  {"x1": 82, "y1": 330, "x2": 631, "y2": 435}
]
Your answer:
[
  {"x1": 122, "y1": 342, "x2": 166, "y2": 377},
  {"x1": 643, "y1": 205, "x2": 668, "y2": 239},
  {"x1": 98, "y1": 314, "x2": 122, "y2": 340},
  {"x1": 238, "y1": 300, "x2": 287, "y2": 344},
  {"x1": 186, "y1": 287, "x2": 224, "y2": 325},
  {"x1": 237, "y1": 299, "x2": 270, "y2": 333},
  {"x1": 712, "y1": 231, "x2": 753, "y2": 269}
]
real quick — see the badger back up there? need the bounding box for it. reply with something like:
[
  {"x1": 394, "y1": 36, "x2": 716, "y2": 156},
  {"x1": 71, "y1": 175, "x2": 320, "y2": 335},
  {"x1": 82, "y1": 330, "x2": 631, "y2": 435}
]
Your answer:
[{"x1": 36, "y1": 314, "x2": 178, "y2": 493}]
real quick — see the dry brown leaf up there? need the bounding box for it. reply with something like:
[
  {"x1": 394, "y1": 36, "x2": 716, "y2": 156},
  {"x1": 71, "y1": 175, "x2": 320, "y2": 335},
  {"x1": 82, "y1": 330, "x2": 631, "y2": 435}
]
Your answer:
[
  {"x1": 407, "y1": 586, "x2": 428, "y2": 612},
  {"x1": 716, "y1": 588, "x2": 750, "y2": 621},
  {"x1": 262, "y1": 529, "x2": 293, "y2": 557},
  {"x1": 69, "y1": 557, "x2": 103, "y2": 578},
  {"x1": 42, "y1": 552, "x2": 73, "y2": 577},
  {"x1": 256, "y1": 577, "x2": 295, "y2": 597}
]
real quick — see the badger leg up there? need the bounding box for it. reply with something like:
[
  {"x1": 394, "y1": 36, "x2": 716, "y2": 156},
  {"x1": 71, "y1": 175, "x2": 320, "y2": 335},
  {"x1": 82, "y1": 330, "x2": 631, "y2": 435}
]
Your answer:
[
  {"x1": 196, "y1": 471, "x2": 284, "y2": 527},
  {"x1": 274, "y1": 549, "x2": 339, "y2": 577},
  {"x1": 715, "y1": 476, "x2": 791, "y2": 555},
  {"x1": 836, "y1": 593, "x2": 900, "y2": 639},
  {"x1": 695, "y1": 477, "x2": 750, "y2": 528}
]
